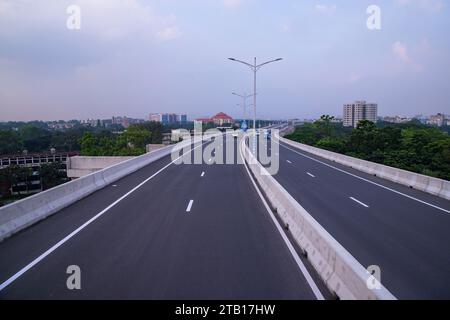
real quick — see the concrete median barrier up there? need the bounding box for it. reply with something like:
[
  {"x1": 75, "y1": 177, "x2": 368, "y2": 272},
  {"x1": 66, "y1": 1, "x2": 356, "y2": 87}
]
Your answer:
[{"x1": 240, "y1": 136, "x2": 396, "y2": 300}]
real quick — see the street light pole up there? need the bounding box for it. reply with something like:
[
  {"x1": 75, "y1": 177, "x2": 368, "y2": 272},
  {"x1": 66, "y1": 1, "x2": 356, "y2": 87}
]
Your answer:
[
  {"x1": 228, "y1": 57, "x2": 283, "y2": 152},
  {"x1": 232, "y1": 92, "x2": 253, "y2": 127},
  {"x1": 253, "y1": 57, "x2": 257, "y2": 132}
]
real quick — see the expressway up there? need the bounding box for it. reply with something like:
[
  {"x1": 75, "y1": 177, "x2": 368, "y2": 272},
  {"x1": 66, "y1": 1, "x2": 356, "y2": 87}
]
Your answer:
[
  {"x1": 0, "y1": 135, "x2": 323, "y2": 299},
  {"x1": 267, "y1": 134, "x2": 450, "y2": 299}
]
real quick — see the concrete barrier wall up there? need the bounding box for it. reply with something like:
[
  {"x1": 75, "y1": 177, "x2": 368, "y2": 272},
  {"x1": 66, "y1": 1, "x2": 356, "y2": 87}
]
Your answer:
[
  {"x1": 146, "y1": 144, "x2": 166, "y2": 153},
  {"x1": 277, "y1": 131, "x2": 450, "y2": 200},
  {"x1": 67, "y1": 156, "x2": 135, "y2": 170},
  {"x1": 67, "y1": 156, "x2": 135, "y2": 178},
  {"x1": 0, "y1": 144, "x2": 179, "y2": 241},
  {"x1": 240, "y1": 136, "x2": 396, "y2": 300}
]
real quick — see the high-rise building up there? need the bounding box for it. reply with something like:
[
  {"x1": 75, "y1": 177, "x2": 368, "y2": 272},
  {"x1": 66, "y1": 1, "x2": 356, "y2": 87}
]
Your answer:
[
  {"x1": 343, "y1": 101, "x2": 378, "y2": 128},
  {"x1": 149, "y1": 113, "x2": 187, "y2": 125},
  {"x1": 176, "y1": 114, "x2": 187, "y2": 124}
]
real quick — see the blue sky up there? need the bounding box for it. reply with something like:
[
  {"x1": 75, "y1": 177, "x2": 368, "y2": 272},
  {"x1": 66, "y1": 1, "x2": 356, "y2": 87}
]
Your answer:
[{"x1": 0, "y1": 0, "x2": 449, "y2": 121}]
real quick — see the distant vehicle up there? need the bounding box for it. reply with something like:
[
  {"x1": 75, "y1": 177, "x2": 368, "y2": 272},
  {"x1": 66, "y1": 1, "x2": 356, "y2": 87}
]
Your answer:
[{"x1": 263, "y1": 129, "x2": 271, "y2": 140}]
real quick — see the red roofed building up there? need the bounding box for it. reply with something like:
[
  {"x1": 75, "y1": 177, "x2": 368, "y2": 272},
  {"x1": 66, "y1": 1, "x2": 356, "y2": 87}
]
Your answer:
[
  {"x1": 196, "y1": 112, "x2": 234, "y2": 126},
  {"x1": 212, "y1": 112, "x2": 233, "y2": 125},
  {"x1": 195, "y1": 118, "x2": 213, "y2": 123}
]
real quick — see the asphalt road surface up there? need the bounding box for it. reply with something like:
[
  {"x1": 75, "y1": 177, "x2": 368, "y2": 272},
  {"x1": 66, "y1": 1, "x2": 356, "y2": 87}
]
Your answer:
[
  {"x1": 266, "y1": 134, "x2": 450, "y2": 299},
  {"x1": 0, "y1": 136, "x2": 322, "y2": 300}
]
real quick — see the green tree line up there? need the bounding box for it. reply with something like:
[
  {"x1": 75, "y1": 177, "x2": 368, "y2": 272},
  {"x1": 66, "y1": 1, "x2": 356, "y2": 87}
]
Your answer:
[
  {"x1": 285, "y1": 116, "x2": 450, "y2": 180},
  {"x1": 0, "y1": 121, "x2": 165, "y2": 156}
]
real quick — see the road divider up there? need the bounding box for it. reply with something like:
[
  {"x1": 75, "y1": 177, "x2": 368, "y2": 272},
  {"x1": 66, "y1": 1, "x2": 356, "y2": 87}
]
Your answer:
[{"x1": 240, "y1": 134, "x2": 396, "y2": 300}]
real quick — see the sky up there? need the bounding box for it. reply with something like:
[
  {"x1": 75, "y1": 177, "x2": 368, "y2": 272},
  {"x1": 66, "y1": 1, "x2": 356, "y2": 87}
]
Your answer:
[{"x1": 0, "y1": 0, "x2": 449, "y2": 121}]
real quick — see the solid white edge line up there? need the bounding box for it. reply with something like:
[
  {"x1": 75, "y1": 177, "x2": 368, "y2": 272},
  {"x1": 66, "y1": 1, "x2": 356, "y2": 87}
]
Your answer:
[
  {"x1": 350, "y1": 197, "x2": 369, "y2": 208},
  {"x1": 0, "y1": 141, "x2": 207, "y2": 292},
  {"x1": 276, "y1": 141, "x2": 450, "y2": 214},
  {"x1": 240, "y1": 146, "x2": 325, "y2": 300},
  {"x1": 186, "y1": 200, "x2": 194, "y2": 212}
]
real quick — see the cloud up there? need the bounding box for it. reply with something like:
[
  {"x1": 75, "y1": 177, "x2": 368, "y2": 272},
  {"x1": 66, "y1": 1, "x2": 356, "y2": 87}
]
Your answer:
[
  {"x1": 392, "y1": 41, "x2": 423, "y2": 72},
  {"x1": 348, "y1": 73, "x2": 362, "y2": 83},
  {"x1": 393, "y1": 41, "x2": 413, "y2": 64},
  {"x1": 280, "y1": 22, "x2": 291, "y2": 33},
  {"x1": 156, "y1": 26, "x2": 182, "y2": 41},
  {"x1": 223, "y1": 0, "x2": 243, "y2": 8},
  {"x1": 0, "y1": 0, "x2": 182, "y2": 68},
  {"x1": 394, "y1": 0, "x2": 444, "y2": 12},
  {"x1": 314, "y1": 4, "x2": 337, "y2": 14}
]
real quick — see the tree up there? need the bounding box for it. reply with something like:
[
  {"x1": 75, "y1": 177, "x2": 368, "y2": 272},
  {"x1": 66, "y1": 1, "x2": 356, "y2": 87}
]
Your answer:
[
  {"x1": 79, "y1": 127, "x2": 151, "y2": 156},
  {"x1": 19, "y1": 125, "x2": 52, "y2": 153},
  {"x1": 315, "y1": 115, "x2": 335, "y2": 138},
  {"x1": 285, "y1": 123, "x2": 319, "y2": 145},
  {"x1": 0, "y1": 130, "x2": 23, "y2": 155},
  {"x1": 51, "y1": 127, "x2": 89, "y2": 152},
  {"x1": 40, "y1": 162, "x2": 69, "y2": 190},
  {"x1": 1, "y1": 165, "x2": 33, "y2": 197},
  {"x1": 115, "y1": 126, "x2": 151, "y2": 155},
  {"x1": 123, "y1": 126, "x2": 151, "y2": 150},
  {"x1": 315, "y1": 137, "x2": 345, "y2": 153},
  {"x1": 348, "y1": 120, "x2": 378, "y2": 158},
  {"x1": 79, "y1": 132, "x2": 99, "y2": 156},
  {"x1": 136, "y1": 122, "x2": 163, "y2": 144}
]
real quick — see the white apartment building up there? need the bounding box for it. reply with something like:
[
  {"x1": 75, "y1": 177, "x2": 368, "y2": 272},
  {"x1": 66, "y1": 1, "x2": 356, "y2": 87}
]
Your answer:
[
  {"x1": 343, "y1": 100, "x2": 378, "y2": 128},
  {"x1": 426, "y1": 113, "x2": 448, "y2": 127}
]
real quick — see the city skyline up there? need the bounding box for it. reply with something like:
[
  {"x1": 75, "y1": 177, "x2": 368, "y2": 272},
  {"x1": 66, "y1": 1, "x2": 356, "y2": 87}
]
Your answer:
[{"x1": 1, "y1": 0, "x2": 450, "y2": 121}]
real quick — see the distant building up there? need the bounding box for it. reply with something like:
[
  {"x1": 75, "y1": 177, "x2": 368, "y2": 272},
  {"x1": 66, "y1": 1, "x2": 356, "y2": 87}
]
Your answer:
[
  {"x1": 331, "y1": 117, "x2": 343, "y2": 123},
  {"x1": 102, "y1": 119, "x2": 113, "y2": 127},
  {"x1": 426, "y1": 113, "x2": 448, "y2": 127},
  {"x1": 343, "y1": 100, "x2": 378, "y2": 128},
  {"x1": 381, "y1": 116, "x2": 412, "y2": 124},
  {"x1": 195, "y1": 112, "x2": 234, "y2": 126},
  {"x1": 412, "y1": 115, "x2": 428, "y2": 124},
  {"x1": 112, "y1": 116, "x2": 127, "y2": 127},
  {"x1": 176, "y1": 114, "x2": 187, "y2": 124},
  {"x1": 81, "y1": 118, "x2": 103, "y2": 127},
  {"x1": 111, "y1": 116, "x2": 144, "y2": 128},
  {"x1": 195, "y1": 118, "x2": 213, "y2": 123},
  {"x1": 46, "y1": 121, "x2": 75, "y2": 130},
  {"x1": 212, "y1": 112, "x2": 233, "y2": 126},
  {"x1": 149, "y1": 113, "x2": 187, "y2": 125}
]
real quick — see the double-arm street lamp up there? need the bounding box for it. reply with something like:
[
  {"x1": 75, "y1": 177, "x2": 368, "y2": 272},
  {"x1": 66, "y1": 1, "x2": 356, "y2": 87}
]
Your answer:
[{"x1": 228, "y1": 57, "x2": 283, "y2": 133}]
